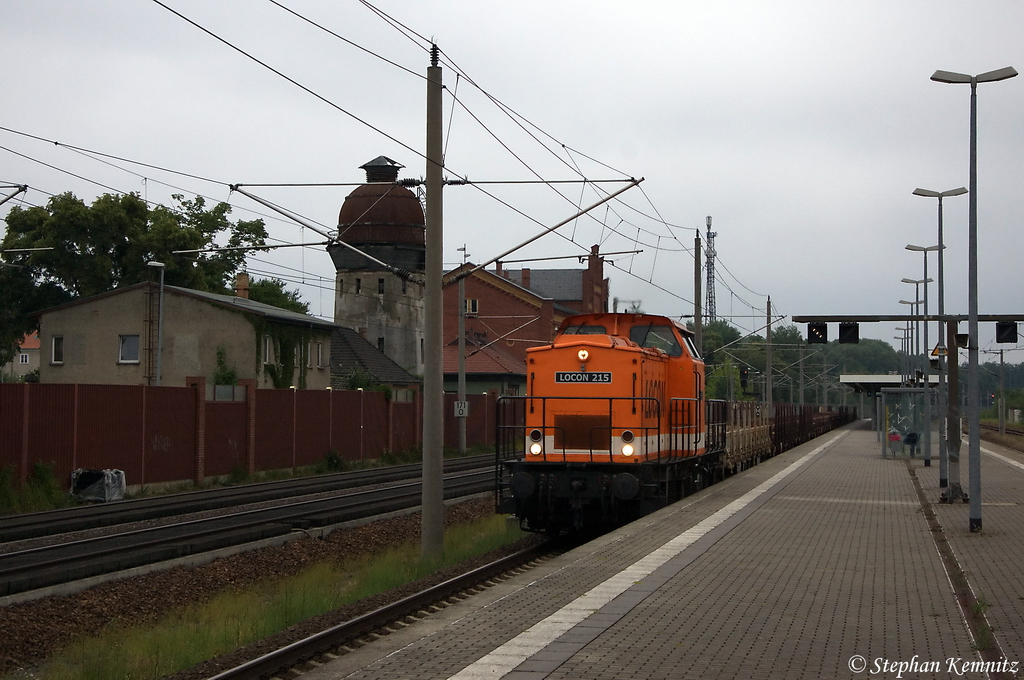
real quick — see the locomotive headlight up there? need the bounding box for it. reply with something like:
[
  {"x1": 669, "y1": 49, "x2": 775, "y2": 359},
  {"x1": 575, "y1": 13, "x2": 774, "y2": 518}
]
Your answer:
[
  {"x1": 577, "y1": 348, "x2": 589, "y2": 362},
  {"x1": 620, "y1": 431, "x2": 635, "y2": 456},
  {"x1": 529, "y1": 429, "x2": 543, "y2": 455}
]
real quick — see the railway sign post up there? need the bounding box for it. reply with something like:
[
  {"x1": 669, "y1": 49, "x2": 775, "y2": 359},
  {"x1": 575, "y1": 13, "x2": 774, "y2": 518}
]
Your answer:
[{"x1": 454, "y1": 401, "x2": 469, "y2": 418}]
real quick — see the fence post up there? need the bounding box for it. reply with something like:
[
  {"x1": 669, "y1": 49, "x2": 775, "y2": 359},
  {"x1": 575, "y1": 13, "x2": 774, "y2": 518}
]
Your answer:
[
  {"x1": 20, "y1": 383, "x2": 29, "y2": 485},
  {"x1": 239, "y1": 379, "x2": 256, "y2": 475},
  {"x1": 186, "y1": 376, "x2": 206, "y2": 483}
]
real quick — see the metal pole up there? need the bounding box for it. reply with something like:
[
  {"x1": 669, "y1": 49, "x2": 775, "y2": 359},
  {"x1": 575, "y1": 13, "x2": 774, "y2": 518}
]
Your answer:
[
  {"x1": 999, "y1": 349, "x2": 1005, "y2": 434},
  {"x1": 967, "y1": 77, "x2": 981, "y2": 532},
  {"x1": 693, "y1": 230, "x2": 702, "y2": 355},
  {"x1": 421, "y1": 45, "x2": 445, "y2": 558},
  {"x1": 922, "y1": 252, "x2": 931, "y2": 466},
  {"x1": 766, "y1": 296, "x2": 773, "y2": 413},
  {"x1": 156, "y1": 267, "x2": 164, "y2": 386},
  {"x1": 937, "y1": 195, "x2": 948, "y2": 486},
  {"x1": 458, "y1": 276, "x2": 467, "y2": 455}
]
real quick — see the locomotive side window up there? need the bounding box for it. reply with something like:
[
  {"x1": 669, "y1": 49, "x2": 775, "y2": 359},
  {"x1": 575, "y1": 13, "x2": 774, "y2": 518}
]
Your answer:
[
  {"x1": 562, "y1": 324, "x2": 607, "y2": 335},
  {"x1": 683, "y1": 334, "x2": 701, "y2": 359},
  {"x1": 629, "y1": 325, "x2": 683, "y2": 357}
]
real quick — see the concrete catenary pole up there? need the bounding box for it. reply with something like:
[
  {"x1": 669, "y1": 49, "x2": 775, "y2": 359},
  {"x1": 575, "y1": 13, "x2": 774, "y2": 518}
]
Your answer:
[
  {"x1": 422, "y1": 45, "x2": 444, "y2": 558},
  {"x1": 693, "y1": 230, "x2": 702, "y2": 355}
]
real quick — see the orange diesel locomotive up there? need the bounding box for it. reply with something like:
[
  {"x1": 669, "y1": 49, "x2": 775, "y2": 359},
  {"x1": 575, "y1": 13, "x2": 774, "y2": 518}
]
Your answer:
[{"x1": 496, "y1": 312, "x2": 723, "y2": 535}]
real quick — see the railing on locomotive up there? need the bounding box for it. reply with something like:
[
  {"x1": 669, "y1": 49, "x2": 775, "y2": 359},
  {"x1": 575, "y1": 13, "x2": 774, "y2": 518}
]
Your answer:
[
  {"x1": 665, "y1": 397, "x2": 711, "y2": 459},
  {"x1": 498, "y1": 395, "x2": 662, "y2": 463}
]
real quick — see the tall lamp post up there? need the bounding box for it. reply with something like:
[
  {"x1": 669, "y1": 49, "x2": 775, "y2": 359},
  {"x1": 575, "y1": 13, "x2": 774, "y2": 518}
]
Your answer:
[
  {"x1": 906, "y1": 245, "x2": 942, "y2": 467},
  {"x1": 912, "y1": 187, "x2": 967, "y2": 487},
  {"x1": 147, "y1": 261, "x2": 165, "y2": 386},
  {"x1": 900, "y1": 277, "x2": 929, "y2": 363},
  {"x1": 931, "y1": 66, "x2": 1018, "y2": 532}
]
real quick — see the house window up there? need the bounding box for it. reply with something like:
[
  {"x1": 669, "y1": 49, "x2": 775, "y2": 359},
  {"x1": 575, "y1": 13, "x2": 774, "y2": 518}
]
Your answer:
[
  {"x1": 19, "y1": 354, "x2": 29, "y2": 365},
  {"x1": 119, "y1": 335, "x2": 140, "y2": 364},
  {"x1": 377, "y1": 337, "x2": 385, "y2": 352},
  {"x1": 355, "y1": 278, "x2": 361, "y2": 294},
  {"x1": 316, "y1": 341, "x2": 324, "y2": 368},
  {"x1": 263, "y1": 336, "x2": 274, "y2": 364},
  {"x1": 465, "y1": 298, "x2": 479, "y2": 317},
  {"x1": 306, "y1": 342, "x2": 312, "y2": 368},
  {"x1": 401, "y1": 279, "x2": 407, "y2": 294},
  {"x1": 378, "y1": 278, "x2": 385, "y2": 295},
  {"x1": 51, "y1": 336, "x2": 64, "y2": 365}
]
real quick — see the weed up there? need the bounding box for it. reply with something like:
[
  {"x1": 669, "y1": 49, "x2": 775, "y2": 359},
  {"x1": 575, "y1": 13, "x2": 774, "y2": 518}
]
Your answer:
[{"x1": 20, "y1": 513, "x2": 526, "y2": 680}]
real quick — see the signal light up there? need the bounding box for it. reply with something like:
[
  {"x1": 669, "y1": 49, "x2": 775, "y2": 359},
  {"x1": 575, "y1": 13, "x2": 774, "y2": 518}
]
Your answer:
[
  {"x1": 839, "y1": 322, "x2": 859, "y2": 344},
  {"x1": 996, "y1": 321, "x2": 1018, "y2": 344},
  {"x1": 807, "y1": 322, "x2": 827, "y2": 344}
]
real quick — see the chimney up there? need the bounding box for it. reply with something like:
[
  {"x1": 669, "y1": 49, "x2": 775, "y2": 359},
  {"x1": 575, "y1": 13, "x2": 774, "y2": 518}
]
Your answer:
[
  {"x1": 235, "y1": 272, "x2": 250, "y2": 299},
  {"x1": 521, "y1": 268, "x2": 531, "y2": 291}
]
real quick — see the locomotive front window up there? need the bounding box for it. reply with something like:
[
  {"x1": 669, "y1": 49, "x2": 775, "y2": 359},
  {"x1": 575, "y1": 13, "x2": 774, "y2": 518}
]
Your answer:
[
  {"x1": 562, "y1": 324, "x2": 607, "y2": 335},
  {"x1": 630, "y1": 325, "x2": 683, "y2": 357}
]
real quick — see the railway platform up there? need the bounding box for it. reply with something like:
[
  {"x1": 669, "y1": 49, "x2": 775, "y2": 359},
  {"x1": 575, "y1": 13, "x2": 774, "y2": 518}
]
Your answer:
[{"x1": 304, "y1": 421, "x2": 1024, "y2": 679}]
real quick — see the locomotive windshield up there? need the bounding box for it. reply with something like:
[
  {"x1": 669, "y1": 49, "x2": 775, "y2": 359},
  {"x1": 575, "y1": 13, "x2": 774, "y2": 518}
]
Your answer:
[
  {"x1": 561, "y1": 324, "x2": 607, "y2": 335},
  {"x1": 629, "y1": 324, "x2": 684, "y2": 357}
]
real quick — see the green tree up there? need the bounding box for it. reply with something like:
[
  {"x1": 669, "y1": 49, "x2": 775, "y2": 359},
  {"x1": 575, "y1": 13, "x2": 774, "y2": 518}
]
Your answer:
[
  {"x1": 0, "y1": 191, "x2": 267, "y2": 364},
  {"x1": 248, "y1": 277, "x2": 310, "y2": 314}
]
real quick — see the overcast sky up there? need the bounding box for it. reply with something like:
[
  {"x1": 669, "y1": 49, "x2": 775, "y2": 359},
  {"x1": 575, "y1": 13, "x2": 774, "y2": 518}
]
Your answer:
[{"x1": 2, "y1": 1, "x2": 1022, "y2": 357}]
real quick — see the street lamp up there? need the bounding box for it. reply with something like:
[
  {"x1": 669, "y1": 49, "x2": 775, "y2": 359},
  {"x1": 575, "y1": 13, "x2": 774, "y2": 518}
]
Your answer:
[
  {"x1": 906, "y1": 245, "x2": 942, "y2": 468},
  {"x1": 913, "y1": 187, "x2": 967, "y2": 488},
  {"x1": 147, "y1": 261, "x2": 165, "y2": 386},
  {"x1": 900, "y1": 277, "x2": 930, "y2": 361},
  {"x1": 931, "y1": 65, "x2": 1018, "y2": 532}
]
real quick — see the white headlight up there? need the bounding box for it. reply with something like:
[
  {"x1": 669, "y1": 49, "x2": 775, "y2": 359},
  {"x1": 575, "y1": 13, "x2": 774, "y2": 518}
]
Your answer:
[
  {"x1": 530, "y1": 442, "x2": 543, "y2": 455},
  {"x1": 577, "y1": 348, "x2": 589, "y2": 362},
  {"x1": 621, "y1": 443, "x2": 635, "y2": 457}
]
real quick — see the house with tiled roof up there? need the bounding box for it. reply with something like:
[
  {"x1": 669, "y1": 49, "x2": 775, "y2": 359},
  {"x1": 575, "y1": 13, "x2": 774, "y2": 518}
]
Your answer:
[
  {"x1": 330, "y1": 326, "x2": 420, "y2": 402},
  {"x1": 31, "y1": 280, "x2": 337, "y2": 390},
  {"x1": 1, "y1": 332, "x2": 40, "y2": 382},
  {"x1": 442, "y1": 336, "x2": 525, "y2": 396}
]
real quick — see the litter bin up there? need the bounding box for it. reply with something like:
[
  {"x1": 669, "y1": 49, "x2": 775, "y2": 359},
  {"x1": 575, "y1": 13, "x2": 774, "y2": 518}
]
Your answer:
[{"x1": 888, "y1": 429, "x2": 902, "y2": 457}]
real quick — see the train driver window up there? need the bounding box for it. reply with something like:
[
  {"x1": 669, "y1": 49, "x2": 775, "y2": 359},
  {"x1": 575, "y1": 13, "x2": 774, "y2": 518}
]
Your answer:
[
  {"x1": 683, "y1": 334, "x2": 701, "y2": 359},
  {"x1": 629, "y1": 325, "x2": 683, "y2": 357},
  {"x1": 562, "y1": 324, "x2": 607, "y2": 335}
]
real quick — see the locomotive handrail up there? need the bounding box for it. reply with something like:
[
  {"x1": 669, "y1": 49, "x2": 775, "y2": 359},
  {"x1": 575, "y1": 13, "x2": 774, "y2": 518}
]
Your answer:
[{"x1": 495, "y1": 395, "x2": 662, "y2": 462}]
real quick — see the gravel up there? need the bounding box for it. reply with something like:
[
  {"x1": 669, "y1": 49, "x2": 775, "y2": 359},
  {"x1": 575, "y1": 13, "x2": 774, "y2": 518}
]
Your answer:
[{"x1": 0, "y1": 497, "x2": 540, "y2": 678}]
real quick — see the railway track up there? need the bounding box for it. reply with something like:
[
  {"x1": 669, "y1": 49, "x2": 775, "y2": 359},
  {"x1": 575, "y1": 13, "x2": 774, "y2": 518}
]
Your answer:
[
  {"x1": 0, "y1": 464, "x2": 494, "y2": 600},
  {"x1": 979, "y1": 422, "x2": 1024, "y2": 437},
  {"x1": 0, "y1": 454, "x2": 491, "y2": 544},
  {"x1": 207, "y1": 543, "x2": 553, "y2": 680}
]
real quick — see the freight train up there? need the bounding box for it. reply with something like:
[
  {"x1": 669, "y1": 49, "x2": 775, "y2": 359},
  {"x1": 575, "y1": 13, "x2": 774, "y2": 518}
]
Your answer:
[{"x1": 496, "y1": 312, "x2": 854, "y2": 535}]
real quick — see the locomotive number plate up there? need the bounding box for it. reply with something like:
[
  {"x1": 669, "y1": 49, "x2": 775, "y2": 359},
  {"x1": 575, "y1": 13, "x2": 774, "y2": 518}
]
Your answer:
[{"x1": 555, "y1": 371, "x2": 612, "y2": 383}]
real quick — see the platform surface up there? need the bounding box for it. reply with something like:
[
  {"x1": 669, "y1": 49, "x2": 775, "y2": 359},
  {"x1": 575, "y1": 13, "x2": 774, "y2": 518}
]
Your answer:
[{"x1": 305, "y1": 422, "x2": 1024, "y2": 679}]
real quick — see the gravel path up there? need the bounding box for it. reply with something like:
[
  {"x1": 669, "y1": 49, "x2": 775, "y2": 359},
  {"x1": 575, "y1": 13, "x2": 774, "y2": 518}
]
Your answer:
[{"x1": 0, "y1": 497, "x2": 538, "y2": 678}]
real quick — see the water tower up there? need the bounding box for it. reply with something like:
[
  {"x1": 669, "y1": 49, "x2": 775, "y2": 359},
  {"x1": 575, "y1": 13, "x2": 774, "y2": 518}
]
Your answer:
[{"x1": 328, "y1": 156, "x2": 425, "y2": 375}]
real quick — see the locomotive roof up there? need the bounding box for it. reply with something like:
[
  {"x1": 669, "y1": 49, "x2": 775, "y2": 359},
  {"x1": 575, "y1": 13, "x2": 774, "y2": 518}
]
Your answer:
[{"x1": 557, "y1": 312, "x2": 695, "y2": 338}]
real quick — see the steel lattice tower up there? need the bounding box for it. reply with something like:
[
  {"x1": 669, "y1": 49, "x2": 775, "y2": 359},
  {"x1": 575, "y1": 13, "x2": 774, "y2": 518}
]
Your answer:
[{"x1": 705, "y1": 216, "x2": 717, "y2": 322}]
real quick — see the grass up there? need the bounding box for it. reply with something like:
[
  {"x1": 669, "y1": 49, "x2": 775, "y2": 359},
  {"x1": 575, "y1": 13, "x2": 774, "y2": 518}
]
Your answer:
[
  {"x1": 8, "y1": 513, "x2": 525, "y2": 680},
  {"x1": 0, "y1": 463, "x2": 77, "y2": 516}
]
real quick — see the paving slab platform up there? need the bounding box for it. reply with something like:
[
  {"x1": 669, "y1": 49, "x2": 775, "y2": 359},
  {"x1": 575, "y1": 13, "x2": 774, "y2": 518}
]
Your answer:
[{"x1": 304, "y1": 421, "x2": 1024, "y2": 680}]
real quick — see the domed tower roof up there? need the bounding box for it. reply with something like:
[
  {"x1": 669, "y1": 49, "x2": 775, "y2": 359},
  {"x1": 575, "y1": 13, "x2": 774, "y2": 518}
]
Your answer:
[{"x1": 329, "y1": 156, "x2": 425, "y2": 273}]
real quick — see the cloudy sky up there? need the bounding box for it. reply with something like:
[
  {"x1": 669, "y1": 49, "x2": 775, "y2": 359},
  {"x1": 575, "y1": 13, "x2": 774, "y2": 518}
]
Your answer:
[{"x1": 2, "y1": 1, "x2": 1022, "y2": 355}]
